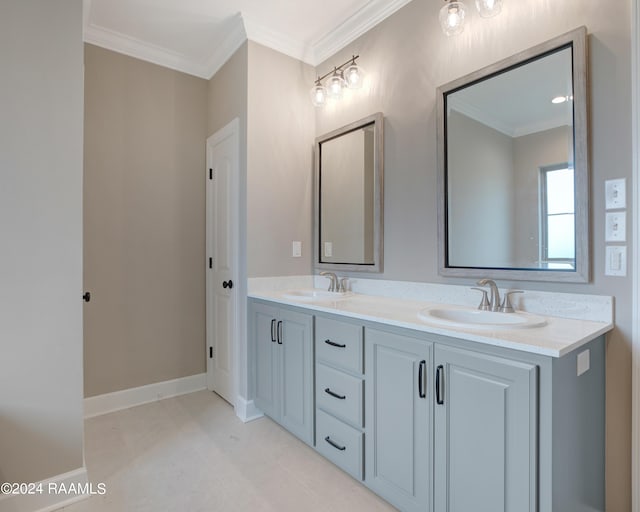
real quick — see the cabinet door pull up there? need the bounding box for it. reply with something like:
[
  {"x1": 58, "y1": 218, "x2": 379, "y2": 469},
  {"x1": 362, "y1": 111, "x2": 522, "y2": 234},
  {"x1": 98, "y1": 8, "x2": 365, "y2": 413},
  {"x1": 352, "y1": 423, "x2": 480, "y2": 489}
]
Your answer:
[
  {"x1": 277, "y1": 320, "x2": 283, "y2": 345},
  {"x1": 418, "y1": 360, "x2": 427, "y2": 398},
  {"x1": 324, "y1": 339, "x2": 346, "y2": 348},
  {"x1": 270, "y1": 319, "x2": 277, "y2": 343},
  {"x1": 324, "y1": 387, "x2": 346, "y2": 400},
  {"x1": 324, "y1": 436, "x2": 346, "y2": 451},
  {"x1": 436, "y1": 365, "x2": 444, "y2": 405}
]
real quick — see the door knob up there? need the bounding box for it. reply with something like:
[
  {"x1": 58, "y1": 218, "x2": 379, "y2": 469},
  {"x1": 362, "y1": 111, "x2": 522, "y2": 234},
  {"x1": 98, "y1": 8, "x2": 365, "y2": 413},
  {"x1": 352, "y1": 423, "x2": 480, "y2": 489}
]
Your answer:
[
  {"x1": 83, "y1": 292, "x2": 91, "y2": 302},
  {"x1": 222, "y1": 280, "x2": 233, "y2": 289}
]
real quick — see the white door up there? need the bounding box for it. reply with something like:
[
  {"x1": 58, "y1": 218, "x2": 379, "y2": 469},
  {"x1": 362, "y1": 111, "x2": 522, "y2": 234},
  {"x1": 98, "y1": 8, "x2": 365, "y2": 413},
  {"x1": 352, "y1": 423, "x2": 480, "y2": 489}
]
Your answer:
[{"x1": 206, "y1": 119, "x2": 239, "y2": 405}]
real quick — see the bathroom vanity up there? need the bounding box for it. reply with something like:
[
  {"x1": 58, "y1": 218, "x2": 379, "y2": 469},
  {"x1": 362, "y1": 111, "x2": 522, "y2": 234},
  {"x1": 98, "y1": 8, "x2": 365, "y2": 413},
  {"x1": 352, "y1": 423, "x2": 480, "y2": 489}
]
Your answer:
[{"x1": 248, "y1": 282, "x2": 611, "y2": 512}]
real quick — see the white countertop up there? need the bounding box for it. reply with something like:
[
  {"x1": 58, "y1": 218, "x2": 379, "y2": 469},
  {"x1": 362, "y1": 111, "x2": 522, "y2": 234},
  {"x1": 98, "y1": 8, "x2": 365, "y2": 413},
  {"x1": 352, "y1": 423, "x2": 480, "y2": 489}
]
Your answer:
[{"x1": 249, "y1": 287, "x2": 613, "y2": 358}]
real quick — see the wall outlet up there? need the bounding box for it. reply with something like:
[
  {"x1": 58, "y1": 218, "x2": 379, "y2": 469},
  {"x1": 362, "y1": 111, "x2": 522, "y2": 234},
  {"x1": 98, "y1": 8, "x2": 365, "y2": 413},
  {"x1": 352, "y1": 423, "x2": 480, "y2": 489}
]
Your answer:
[
  {"x1": 605, "y1": 211, "x2": 626, "y2": 242},
  {"x1": 605, "y1": 245, "x2": 626, "y2": 276},
  {"x1": 292, "y1": 241, "x2": 302, "y2": 257},
  {"x1": 324, "y1": 241, "x2": 333, "y2": 257},
  {"x1": 577, "y1": 349, "x2": 590, "y2": 376},
  {"x1": 605, "y1": 178, "x2": 626, "y2": 209}
]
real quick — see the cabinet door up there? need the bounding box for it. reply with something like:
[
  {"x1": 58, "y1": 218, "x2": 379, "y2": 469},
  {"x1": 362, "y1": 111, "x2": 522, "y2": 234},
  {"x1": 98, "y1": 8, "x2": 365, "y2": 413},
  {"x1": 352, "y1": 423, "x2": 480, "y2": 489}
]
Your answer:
[
  {"x1": 365, "y1": 328, "x2": 432, "y2": 512},
  {"x1": 251, "y1": 302, "x2": 279, "y2": 419},
  {"x1": 279, "y1": 308, "x2": 314, "y2": 445},
  {"x1": 434, "y1": 345, "x2": 537, "y2": 512}
]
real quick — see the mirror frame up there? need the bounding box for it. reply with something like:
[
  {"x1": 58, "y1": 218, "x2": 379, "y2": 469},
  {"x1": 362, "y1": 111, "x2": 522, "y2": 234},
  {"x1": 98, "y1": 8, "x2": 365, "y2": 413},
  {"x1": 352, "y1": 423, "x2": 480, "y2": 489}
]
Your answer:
[
  {"x1": 436, "y1": 27, "x2": 589, "y2": 283},
  {"x1": 314, "y1": 112, "x2": 384, "y2": 273}
]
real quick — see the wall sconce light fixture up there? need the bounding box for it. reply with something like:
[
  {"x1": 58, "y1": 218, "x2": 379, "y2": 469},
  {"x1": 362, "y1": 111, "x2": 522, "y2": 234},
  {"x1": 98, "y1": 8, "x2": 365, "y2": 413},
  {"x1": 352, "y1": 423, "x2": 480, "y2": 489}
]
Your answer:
[
  {"x1": 439, "y1": 0, "x2": 503, "y2": 36},
  {"x1": 310, "y1": 55, "x2": 365, "y2": 107}
]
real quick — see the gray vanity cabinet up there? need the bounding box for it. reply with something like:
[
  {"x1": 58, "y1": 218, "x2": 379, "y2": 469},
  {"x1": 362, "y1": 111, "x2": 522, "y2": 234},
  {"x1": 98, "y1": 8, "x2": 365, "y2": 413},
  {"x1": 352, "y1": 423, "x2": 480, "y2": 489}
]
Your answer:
[
  {"x1": 433, "y1": 345, "x2": 538, "y2": 512},
  {"x1": 250, "y1": 301, "x2": 314, "y2": 445},
  {"x1": 249, "y1": 298, "x2": 605, "y2": 512},
  {"x1": 365, "y1": 328, "x2": 433, "y2": 512}
]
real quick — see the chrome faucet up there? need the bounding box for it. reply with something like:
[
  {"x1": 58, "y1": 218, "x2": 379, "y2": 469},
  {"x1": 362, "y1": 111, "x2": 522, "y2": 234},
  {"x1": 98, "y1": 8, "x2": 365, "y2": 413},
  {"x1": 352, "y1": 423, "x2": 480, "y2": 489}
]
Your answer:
[
  {"x1": 476, "y1": 279, "x2": 501, "y2": 311},
  {"x1": 320, "y1": 271, "x2": 338, "y2": 292},
  {"x1": 474, "y1": 279, "x2": 524, "y2": 313}
]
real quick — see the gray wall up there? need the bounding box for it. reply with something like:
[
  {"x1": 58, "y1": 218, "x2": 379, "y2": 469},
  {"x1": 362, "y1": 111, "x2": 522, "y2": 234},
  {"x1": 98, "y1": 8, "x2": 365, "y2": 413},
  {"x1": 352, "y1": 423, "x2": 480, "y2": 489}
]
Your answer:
[
  {"x1": 208, "y1": 42, "x2": 248, "y2": 140},
  {"x1": 321, "y1": 130, "x2": 370, "y2": 263},
  {"x1": 0, "y1": 0, "x2": 85, "y2": 484},
  {"x1": 83, "y1": 44, "x2": 208, "y2": 397},
  {"x1": 314, "y1": 0, "x2": 632, "y2": 508},
  {"x1": 513, "y1": 126, "x2": 572, "y2": 265},
  {"x1": 447, "y1": 110, "x2": 514, "y2": 267},
  {"x1": 246, "y1": 41, "x2": 315, "y2": 278}
]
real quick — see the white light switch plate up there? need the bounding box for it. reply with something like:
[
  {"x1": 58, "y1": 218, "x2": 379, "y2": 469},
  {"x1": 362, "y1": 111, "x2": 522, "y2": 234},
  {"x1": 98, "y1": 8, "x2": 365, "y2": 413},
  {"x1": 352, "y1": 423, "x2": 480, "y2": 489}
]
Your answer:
[
  {"x1": 324, "y1": 242, "x2": 333, "y2": 257},
  {"x1": 605, "y1": 178, "x2": 626, "y2": 209},
  {"x1": 292, "y1": 241, "x2": 302, "y2": 257},
  {"x1": 605, "y1": 211, "x2": 626, "y2": 242},
  {"x1": 605, "y1": 246, "x2": 626, "y2": 276}
]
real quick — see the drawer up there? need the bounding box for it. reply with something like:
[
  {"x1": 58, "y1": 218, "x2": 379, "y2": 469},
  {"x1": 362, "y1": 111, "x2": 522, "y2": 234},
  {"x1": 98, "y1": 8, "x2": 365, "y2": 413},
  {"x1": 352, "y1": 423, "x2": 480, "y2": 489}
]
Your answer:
[
  {"x1": 315, "y1": 409, "x2": 363, "y2": 480},
  {"x1": 315, "y1": 316, "x2": 363, "y2": 374},
  {"x1": 316, "y1": 363, "x2": 363, "y2": 428}
]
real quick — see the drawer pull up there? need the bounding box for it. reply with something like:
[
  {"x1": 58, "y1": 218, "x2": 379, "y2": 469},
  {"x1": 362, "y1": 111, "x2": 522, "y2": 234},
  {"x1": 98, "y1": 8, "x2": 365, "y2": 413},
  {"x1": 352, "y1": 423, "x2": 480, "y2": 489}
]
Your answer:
[
  {"x1": 324, "y1": 387, "x2": 346, "y2": 400},
  {"x1": 324, "y1": 436, "x2": 346, "y2": 451},
  {"x1": 270, "y1": 319, "x2": 277, "y2": 343},
  {"x1": 324, "y1": 339, "x2": 346, "y2": 348}
]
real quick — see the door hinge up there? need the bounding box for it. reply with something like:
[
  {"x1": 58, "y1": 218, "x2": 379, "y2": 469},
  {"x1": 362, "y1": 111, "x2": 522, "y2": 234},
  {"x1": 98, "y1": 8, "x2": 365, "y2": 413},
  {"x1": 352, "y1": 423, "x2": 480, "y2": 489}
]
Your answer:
[
  {"x1": 209, "y1": 346, "x2": 213, "y2": 358},
  {"x1": 209, "y1": 257, "x2": 212, "y2": 269},
  {"x1": 209, "y1": 168, "x2": 213, "y2": 180}
]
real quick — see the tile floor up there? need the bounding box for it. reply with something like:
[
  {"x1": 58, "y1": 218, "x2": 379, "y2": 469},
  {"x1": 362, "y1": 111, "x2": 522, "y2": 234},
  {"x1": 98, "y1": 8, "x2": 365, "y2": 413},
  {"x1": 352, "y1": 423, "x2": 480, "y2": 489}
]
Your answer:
[{"x1": 62, "y1": 390, "x2": 397, "y2": 511}]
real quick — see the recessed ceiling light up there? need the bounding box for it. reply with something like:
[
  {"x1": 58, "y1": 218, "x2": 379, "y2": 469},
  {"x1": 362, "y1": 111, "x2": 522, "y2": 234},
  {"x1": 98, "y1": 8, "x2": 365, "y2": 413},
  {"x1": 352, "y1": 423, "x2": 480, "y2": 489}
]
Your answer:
[{"x1": 552, "y1": 95, "x2": 574, "y2": 104}]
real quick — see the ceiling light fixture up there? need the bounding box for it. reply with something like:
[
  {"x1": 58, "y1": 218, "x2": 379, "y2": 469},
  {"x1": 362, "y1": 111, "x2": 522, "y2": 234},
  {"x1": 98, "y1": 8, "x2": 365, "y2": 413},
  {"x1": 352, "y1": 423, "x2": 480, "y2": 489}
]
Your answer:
[
  {"x1": 440, "y1": 0, "x2": 466, "y2": 36},
  {"x1": 440, "y1": 0, "x2": 504, "y2": 36},
  {"x1": 475, "y1": 0, "x2": 502, "y2": 18},
  {"x1": 310, "y1": 55, "x2": 365, "y2": 107}
]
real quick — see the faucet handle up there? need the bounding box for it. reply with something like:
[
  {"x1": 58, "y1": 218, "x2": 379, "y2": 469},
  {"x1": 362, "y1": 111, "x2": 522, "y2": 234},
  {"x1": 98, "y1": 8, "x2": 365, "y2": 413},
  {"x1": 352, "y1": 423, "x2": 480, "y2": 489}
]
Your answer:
[
  {"x1": 338, "y1": 277, "x2": 349, "y2": 293},
  {"x1": 500, "y1": 291, "x2": 523, "y2": 313},
  {"x1": 471, "y1": 287, "x2": 491, "y2": 311}
]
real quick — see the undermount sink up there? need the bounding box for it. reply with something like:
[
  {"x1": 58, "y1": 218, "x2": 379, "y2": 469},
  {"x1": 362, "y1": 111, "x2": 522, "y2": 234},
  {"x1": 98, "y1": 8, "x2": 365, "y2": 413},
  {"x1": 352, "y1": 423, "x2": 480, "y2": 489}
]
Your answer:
[
  {"x1": 281, "y1": 289, "x2": 353, "y2": 301},
  {"x1": 417, "y1": 306, "x2": 547, "y2": 330}
]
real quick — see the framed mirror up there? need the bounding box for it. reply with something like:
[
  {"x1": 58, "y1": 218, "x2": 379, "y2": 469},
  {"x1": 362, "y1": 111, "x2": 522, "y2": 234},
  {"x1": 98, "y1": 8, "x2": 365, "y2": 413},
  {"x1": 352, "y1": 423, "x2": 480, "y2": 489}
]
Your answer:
[
  {"x1": 437, "y1": 27, "x2": 589, "y2": 282},
  {"x1": 315, "y1": 112, "x2": 384, "y2": 272}
]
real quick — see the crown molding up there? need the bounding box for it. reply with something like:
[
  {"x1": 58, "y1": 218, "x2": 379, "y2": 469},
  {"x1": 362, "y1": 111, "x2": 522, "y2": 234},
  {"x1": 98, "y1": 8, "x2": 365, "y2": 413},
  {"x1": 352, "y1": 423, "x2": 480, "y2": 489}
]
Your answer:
[
  {"x1": 84, "y1": 23, "x2": 212, "y2": 78},
  {"x1": 311, "y1": 0, "x2": 414, "y2": 65},
  {"x1": 202, "y1": 14, "x2": 248, "y2": 79},
  {"x1": 449, "y1": 96, "x2": 570, "y2": 138},
  {"x1": 448, "y1": 96, "x2": 515, "y2": 137},
  {"x1": 82, "y1": 0, "x2": 414, "y2": 78},
  {"x1": 243, "y1": 16, "x2": 313, "y2": 65}
]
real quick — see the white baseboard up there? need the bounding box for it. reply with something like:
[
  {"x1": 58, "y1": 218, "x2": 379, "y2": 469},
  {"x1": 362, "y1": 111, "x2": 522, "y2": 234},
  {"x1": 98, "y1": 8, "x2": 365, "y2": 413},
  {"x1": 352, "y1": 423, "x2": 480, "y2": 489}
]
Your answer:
[
  {"x1": 235, "y1": 396, "x2": 264, "y2": 423},
  {"x1": 84, "y1": 373, "x2": 207, "y2": 418},
  {"x1": 0, "y1": 467, "x2": 89, "y2": 512}
]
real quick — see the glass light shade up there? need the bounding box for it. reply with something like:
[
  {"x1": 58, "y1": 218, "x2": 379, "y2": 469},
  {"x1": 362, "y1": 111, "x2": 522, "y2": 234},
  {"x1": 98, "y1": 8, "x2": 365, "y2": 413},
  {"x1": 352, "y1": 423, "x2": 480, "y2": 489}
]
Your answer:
[
  {"x1": 439, "y1": 1, "x2": 466, "y2": 36},
  {"x1": 475, "y1": 0, "x2": 502, "y2": 17},
  {"x1": 310, "y1": 83, "x2": 327, "y2": 107},
  {"x1": 325, "y1": 72, "x2": 346, "y2": 99},
  {"x1": 344, "y1": 63, "x2": 365, "y2": 89}
]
